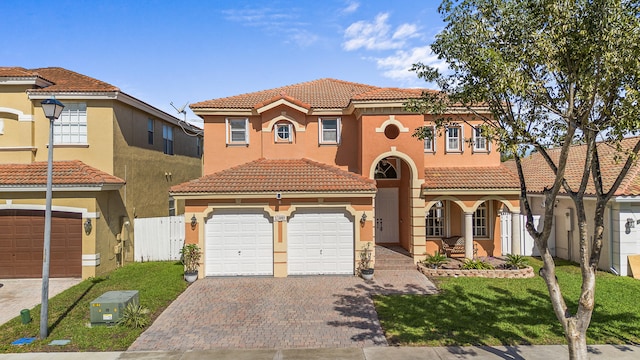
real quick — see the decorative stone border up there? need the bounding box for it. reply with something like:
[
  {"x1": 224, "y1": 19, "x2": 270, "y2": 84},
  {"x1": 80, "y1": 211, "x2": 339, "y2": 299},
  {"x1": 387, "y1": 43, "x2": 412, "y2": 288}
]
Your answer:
[{"x1": 418, "y1": 263, "x2": 535, "y2": 278}]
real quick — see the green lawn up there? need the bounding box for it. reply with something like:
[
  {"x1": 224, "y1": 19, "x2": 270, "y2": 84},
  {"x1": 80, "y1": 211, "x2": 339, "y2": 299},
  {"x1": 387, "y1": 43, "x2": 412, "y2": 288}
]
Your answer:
[
  {"x1": 0, "y1": 261, "x2": 188, "y2": 353},
  {"x1": 374, "y1": 258, "x2": 640, "y2": 346}
]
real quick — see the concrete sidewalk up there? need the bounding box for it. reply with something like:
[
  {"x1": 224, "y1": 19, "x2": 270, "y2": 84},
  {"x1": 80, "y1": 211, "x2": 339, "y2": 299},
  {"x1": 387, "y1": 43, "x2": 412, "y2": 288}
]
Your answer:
[{"x1": 1, "y1": 345, "x2": 639, "y2": 359}]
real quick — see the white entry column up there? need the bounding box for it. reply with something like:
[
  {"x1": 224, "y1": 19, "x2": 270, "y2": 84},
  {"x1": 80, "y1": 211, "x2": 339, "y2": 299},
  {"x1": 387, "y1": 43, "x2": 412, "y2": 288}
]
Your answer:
[{"x1": 464, "y1": 212, "x2": 474, "y2": 259}]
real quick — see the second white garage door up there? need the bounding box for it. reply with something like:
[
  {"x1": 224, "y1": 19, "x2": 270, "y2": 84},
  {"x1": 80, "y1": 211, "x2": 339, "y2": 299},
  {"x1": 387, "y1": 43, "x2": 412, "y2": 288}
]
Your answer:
[
  {"x1": 205, "y1": 209, "x2": 273, "y2": 276},
  {"x1": 288, "y1": 209, "x2": 354, "y2": 275}
]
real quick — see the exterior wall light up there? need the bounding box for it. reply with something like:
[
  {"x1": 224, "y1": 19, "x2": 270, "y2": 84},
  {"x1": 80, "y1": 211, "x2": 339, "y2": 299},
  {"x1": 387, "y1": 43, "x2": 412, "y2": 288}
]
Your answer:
[
  {"x1": 84, "y1": 218, "x2": 92, "y2": 235},
  {"x1": 360, "y1": 213, "x2": 367, "y2": 224},
  {"x1": 191, "y1": 214, "x2": 198, "y2": 229}
]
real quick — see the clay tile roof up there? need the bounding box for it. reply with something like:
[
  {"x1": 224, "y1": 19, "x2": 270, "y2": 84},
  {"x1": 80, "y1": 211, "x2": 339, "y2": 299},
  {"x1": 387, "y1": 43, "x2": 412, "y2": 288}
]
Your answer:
[
  {"x1": 423, "y1": 165, "x2": 520, "y2": 190},
  {"x1": 0, "y1": 160, "x2": 125, "y2": 187},
  {"x1": 253, "y1": 93, "x2": 311, "y2": 110},
  {"x1": 170, "y1": 158, "x2": 377, "y2": 194},
  {"x1": 191, "y1": 78, "x2": 380, "y2": 110},
  {"x1": 351, "y1": 87, "x2": 431, "y2": 101},
  {"x1": 517, "y1": 136, "x2": 640, "y2": 196},
  {"x1": 24, "y1": 67, "x2": 119, "y2": 93},
  {"x1": 0, "y1": 67, "x2": 38, "y2": 77}
]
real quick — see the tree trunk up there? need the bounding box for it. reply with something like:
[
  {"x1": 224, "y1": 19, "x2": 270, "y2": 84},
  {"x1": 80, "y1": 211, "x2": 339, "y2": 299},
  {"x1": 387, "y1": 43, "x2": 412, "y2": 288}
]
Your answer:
[{"x1": 566, "y1": 319, "x2": 589, "y2": 360}]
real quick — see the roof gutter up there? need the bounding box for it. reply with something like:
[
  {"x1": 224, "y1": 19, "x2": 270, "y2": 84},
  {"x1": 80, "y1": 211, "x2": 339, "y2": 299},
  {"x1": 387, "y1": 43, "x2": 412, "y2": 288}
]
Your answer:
[{"x1": 0, "y1": 184, "x2": 124, "y2": 192}]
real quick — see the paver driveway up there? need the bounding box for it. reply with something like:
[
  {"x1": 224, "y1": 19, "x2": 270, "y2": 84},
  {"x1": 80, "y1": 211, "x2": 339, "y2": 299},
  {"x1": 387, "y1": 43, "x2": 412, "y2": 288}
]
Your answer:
[{"x1": 129, "y1": 270, "x2": 436, "y2": 351}]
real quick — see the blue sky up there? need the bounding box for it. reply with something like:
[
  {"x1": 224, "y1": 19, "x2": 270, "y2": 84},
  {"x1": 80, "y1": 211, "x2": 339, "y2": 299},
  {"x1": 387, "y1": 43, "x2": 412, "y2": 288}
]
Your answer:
[{"x1": 1, "y1": 0, "x2": 446, "y2": 125}]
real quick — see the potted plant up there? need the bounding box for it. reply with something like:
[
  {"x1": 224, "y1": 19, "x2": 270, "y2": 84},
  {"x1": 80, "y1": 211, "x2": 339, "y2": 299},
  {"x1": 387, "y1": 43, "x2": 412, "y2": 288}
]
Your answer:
[
  {"x1": 180, "y1": 243, "x2": 201, "y2": 283},
  {"x1": 359, "y1": 242, "x2": 374, "y2": 280}
]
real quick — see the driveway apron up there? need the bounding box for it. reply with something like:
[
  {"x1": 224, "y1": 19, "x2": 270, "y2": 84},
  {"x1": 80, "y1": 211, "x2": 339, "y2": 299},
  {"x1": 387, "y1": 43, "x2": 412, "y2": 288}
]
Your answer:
[{"x1": 129, "y1": 271, "x2": 436, "y2": 351}]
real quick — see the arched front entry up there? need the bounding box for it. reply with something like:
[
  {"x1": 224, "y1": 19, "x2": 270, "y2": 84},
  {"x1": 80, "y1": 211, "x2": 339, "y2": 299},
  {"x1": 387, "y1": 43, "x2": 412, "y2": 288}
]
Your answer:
[{"x1": 369, "y1": 152, "x2": 425, "y2": 256}]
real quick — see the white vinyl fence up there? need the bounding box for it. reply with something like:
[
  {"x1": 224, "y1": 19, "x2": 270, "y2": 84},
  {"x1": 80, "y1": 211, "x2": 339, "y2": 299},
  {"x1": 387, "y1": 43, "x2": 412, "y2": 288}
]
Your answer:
[
  {"x1": 499, "y1": 212, "x2": 555, "y2": 256},
  {"x1": 134, "y1": 215, "x2": 185, "y2": 262}
]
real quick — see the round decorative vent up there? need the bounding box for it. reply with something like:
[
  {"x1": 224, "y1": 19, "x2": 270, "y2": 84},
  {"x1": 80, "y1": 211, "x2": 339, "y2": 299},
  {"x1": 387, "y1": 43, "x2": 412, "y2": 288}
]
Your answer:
[{"x1": 384, "y1": 124, "x2": 400, "y2": 139}]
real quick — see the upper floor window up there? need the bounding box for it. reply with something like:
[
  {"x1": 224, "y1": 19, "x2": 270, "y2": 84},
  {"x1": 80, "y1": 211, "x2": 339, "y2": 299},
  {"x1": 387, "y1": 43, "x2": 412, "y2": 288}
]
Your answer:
[
  {"x1": 54, "y1": 102, "x2": 87, "y2": 144},
  {"x1": 163, "y1": 125, "x2": 174, "y2": 155},
  {"x1": 473, "y1": 202, "x2": 488, "y2": 237},
  {"x1": 319, "y1": 118, "x2": 340, "y2": 144},
  {"x1": 426, "y1": 200, "x2": 445, "y2": 237},
  {"x1": 473, "y1": 126, "x2": 488, "y2": 152},
  {"x1": 275, "y1": 123, "x2": 292, "y2": 143},
  {"x1": 446, "y1": 125, "x2": 462, "y2": 152},
  {"x1": 148, "y1": 119, "x2": 154, "y2": 145},
  {"x1": 423, "y1": 126, "x2": 435, "y2": 153},
  {"x1": 226, "y1": 118, "x2": 249, "y2": 145}
]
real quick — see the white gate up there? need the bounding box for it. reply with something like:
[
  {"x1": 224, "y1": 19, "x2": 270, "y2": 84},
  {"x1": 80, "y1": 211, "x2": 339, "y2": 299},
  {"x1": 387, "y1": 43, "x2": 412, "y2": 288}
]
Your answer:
[
  {"x1": 499, "y1": 210, "x2": 512, "y2": 255},
  {"x1": 134, "y1": 215, "x2": 185, "y2": 261}
]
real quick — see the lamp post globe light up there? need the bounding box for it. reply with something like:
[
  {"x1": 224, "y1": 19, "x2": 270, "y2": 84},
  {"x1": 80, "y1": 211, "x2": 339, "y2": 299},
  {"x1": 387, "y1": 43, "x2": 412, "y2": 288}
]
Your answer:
[{"x1": 40, "y1": 97, "x2": 65, "y2": 339}]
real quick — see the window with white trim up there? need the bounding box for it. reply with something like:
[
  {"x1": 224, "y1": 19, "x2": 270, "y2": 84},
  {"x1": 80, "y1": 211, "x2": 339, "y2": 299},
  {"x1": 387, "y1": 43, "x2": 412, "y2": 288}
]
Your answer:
[
  {"x1": 226, "y1": 118, "x2": 249, "y2": 145},
  {"x1": 319, "y1": 118, "x2": 340, "y2": 144},
  {"x1": 426, "y1": 200, "x2": 445, "y2": 237},
  {"x1": 473, "y1": 126, "x2": 488, "y2": 152},
  {"x1": 275, "y1": 123, "x2": 292, "y2": 143},
  {"x1": 163, "y1": 125, "x2": 174, "y2": 155},
  {"x1": 147, "y1": 119, "x2": 154, "y2": 145},
  {"x1": 473, "y1": 202, "x2": 488, "y2": 237},
  {"x1": 423, "y1": 126, "x2": 435, "y2": 152},
  {"x1": 54, "y1": 102, "x2": 87, "y2": 144},
  {"x1": 446, "y1": 126, "x2": 462, "y2": 152}
]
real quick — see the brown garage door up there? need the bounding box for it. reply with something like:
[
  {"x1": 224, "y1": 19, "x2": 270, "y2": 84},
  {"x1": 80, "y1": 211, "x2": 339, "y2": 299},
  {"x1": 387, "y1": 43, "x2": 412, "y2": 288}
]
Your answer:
[{"x1": 0, "y1": 210, "x2": 82, "y2": 278}]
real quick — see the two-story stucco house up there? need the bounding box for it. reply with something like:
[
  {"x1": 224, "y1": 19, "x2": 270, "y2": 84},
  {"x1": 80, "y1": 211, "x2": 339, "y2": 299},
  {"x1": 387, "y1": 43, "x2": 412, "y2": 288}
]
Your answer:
[
  {"x1": 0, "y1": 67, "x2": 202, "y2": 279},
  {"x1": 170, "y1": 78, "x2": 521, "y2": 278}
]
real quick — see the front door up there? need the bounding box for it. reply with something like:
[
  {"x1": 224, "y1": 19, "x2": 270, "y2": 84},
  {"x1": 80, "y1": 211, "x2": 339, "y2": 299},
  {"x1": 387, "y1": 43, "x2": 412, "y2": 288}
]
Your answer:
[{"x1": 375, "y1": 188, "x2": 399, "y2": 243}]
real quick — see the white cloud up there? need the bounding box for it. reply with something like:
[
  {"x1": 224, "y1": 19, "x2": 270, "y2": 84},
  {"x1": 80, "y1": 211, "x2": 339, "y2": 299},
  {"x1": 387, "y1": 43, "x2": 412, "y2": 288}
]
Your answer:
[
  {"x1": 222, "y1": 7, "x2": 318, "y2": 47},
  {"x1": 375, "y1": 46, "x2": 448, "y2": 84},
  {"x1": 342, "y1": 1, "x2": 360, "y2": 14},
  {"x1": 343, "y1": 13, "x2": 419, "y2": 51},
  {"x1": 289, "y1": 29, "x2": 319, "y2": 48}
]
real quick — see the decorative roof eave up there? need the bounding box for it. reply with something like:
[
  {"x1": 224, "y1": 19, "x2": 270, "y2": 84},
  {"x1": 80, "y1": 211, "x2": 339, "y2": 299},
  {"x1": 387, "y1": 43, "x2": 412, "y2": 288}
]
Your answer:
[
  {"x1": 170, "y1": 190, "x2": 377, "y2": 200},
  {"x1": 27, "y1": 91, "x2": 200, "y2": 133},
  {"x1": 421, "y1": 188, "x2": 521, "y2": 196},
  {"x1": 255, "y1": 97, "x2": 311, "y2": 115},
  {"x1": 0, "y1": 76, "x2": 53, "y2": 87},
  {"x1": 346, "y1": 100, "x2": 493, "y2": 116},
  {"x1": 0, "y1": 183, "x2": 124, "y2": 192}
]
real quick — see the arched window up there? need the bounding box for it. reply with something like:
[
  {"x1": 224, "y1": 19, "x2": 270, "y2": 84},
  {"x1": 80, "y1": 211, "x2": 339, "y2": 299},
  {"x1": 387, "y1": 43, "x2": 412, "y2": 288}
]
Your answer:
[
  {"x1": 374, "y1": 158, "x2": 398, "y2": 179},
  {"x1": 274, "y1": 122, "x2": 293, "y2": 143}
]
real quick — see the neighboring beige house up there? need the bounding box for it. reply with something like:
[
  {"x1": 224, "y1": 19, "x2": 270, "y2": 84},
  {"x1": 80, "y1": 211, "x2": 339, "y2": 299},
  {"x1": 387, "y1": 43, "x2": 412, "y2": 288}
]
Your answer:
[
  {"x1": 0, "y1": 67, "x2": 202, "y2": 279},
  {"x1": 171, "y1": 79, "x2": 521, "y2": 278},
  {"x1": 514, "y1": 137, "x2": 640, "y2": 276}
]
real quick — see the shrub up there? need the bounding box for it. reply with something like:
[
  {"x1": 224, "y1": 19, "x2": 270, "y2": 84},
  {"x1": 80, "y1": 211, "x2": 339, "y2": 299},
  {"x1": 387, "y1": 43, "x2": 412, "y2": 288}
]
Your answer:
[
  {"x1": 461, "y1": 258, "x2": 495, "y2": 270},
  {"x1": 423, "y1": 251, "x2": 449, "y2": 269},
  {"x1": 505, "y1": 254, "x2": 529, "y2": 269},
  {"x1": 118, "y1": 301, "x2": 150, "y2": 329}
]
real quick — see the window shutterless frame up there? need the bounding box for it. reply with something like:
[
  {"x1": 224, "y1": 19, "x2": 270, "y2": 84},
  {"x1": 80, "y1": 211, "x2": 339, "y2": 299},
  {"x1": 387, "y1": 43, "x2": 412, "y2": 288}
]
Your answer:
[
  {"x1": 319, "y1": 118, "x2": 340, "y2": 144},
  {"x1": 445, "y1": 125, "x2": 463, "y2": 153},
  {"x1": 225, "y1": 118, "x2": 250, "y2": 145}
]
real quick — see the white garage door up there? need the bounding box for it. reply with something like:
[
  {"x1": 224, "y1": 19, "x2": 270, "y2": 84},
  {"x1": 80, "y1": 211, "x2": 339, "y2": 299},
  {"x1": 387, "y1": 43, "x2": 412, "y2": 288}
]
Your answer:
[
  {"x1": 205, "y1": 209, "x2": 273, "y2": 276},
  {"x1": 288, "y1": 209, "x2": 354, "y2": 275}
]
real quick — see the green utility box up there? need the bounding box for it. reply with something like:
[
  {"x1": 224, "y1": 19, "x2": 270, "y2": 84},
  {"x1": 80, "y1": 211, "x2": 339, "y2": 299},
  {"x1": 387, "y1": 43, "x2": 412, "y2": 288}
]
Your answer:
[{"x1": 90, "y1": 290, "x2": 139, "y2": 325}]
